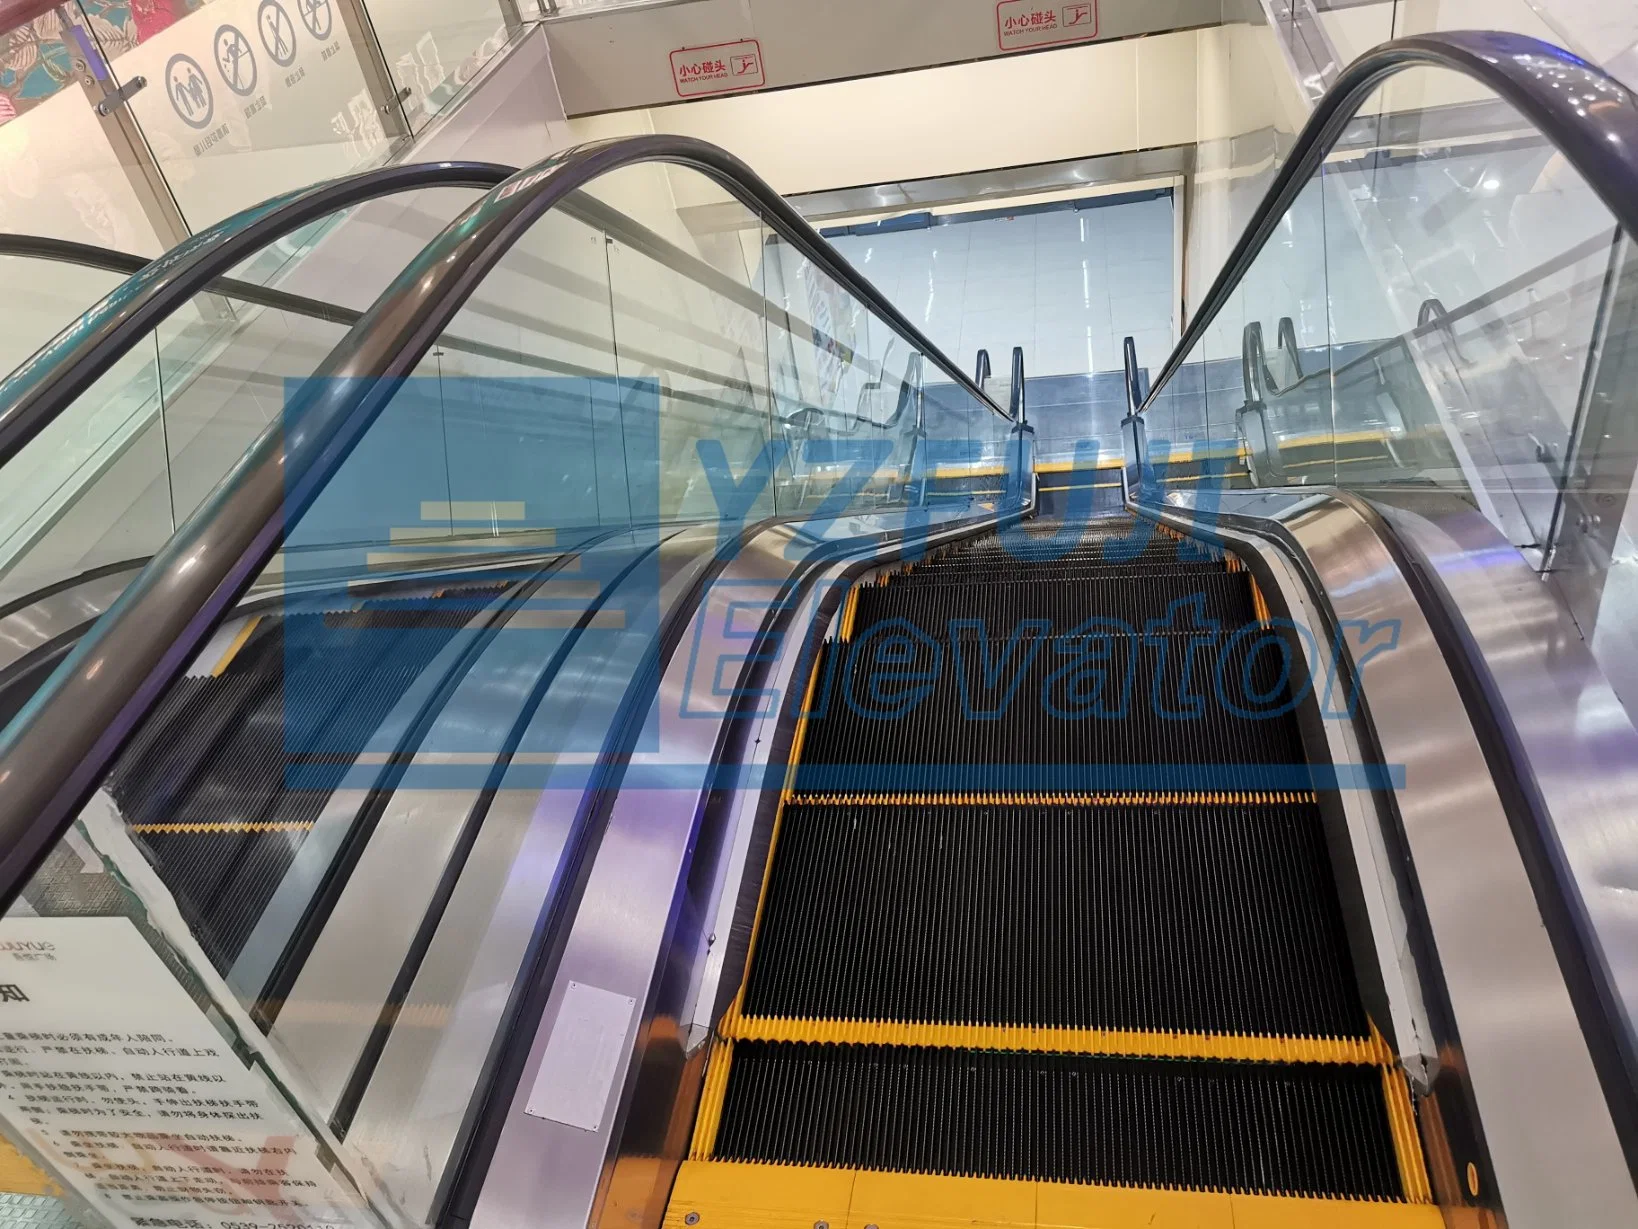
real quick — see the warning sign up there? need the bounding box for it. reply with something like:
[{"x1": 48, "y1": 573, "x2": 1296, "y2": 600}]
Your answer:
[
  {"x1": 997, "y1": 1, "x2": 1099, "y2": 51},
  {"x1": 670, "y1": 38, "x2": 765, "y2": 98},
  {"x1": 0, "y1": 917, "x2": 376, "y2": 1229}
]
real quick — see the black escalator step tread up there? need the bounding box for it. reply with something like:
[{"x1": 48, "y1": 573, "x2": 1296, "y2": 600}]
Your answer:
[
  {"x1": 113, "y1": 607, "x2": 474, "y2": 972},
  {"x1": 892, "y1": 561, "x2": 1229, "y2": 586},
  {"x1": 794, "y1": 634, "x2": 1308, "y2": 792},
  {"x1": 715, "y1": 1041, "x2": 1405, "y2": 1201},
  {"x1": 911, "y1": 541, "x2": 1211, "y2": 573},
  {"x1": 135, "y1": 829, "x2": 303, "y2": 969},
  {"x1": 126, "y1": 609, "x2": 468, "y2": 826},
  {"x1": 852, "y1": 573, "x2": 1255, "y2": 638},
  {"x1": 741, "y1": 802, "x2": 1367, "y2": 1039}
]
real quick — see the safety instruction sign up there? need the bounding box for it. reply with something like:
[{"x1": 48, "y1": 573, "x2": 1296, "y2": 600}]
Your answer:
[
  {"x1": 997, "y1": 1, "x2": 1099, "y2": 51},
  {"x1": 0, "y1": 917, "x2": 376, "y2": 1229},
  {"x1": 670, "y1": 39, "x2": 765, "y2": 98}
]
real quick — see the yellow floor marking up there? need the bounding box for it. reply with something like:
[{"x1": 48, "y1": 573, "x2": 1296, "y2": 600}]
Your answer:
[
  {"x1": 0, "y1": 1135, "x2": 60, "y2": 1197},
  {"x1": 663, "y1": 1161, "x2": 1444, "y2": 1229}
]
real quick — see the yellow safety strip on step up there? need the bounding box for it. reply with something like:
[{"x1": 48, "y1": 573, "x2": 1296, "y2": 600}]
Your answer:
[
  {"x1": 130, "y1": 820, "x2": 315, "y2": 835},
  {"x1": 713, "y1": 653, "x2": 831, "y2": 1051},
  {"x1": 1252, "y1": 579, "x2": 1272, "y2": 627},
  {"x1": 840, "y1": 584, "x2": 861, "y2": 641},
  {"x1": 782, "y1": 655, "x2": 824, "y2": 806},
  {"x1": 210, "y1": 615, "x2": 263, "y2": 677},
  {"x1": 784, "y1": 791, "x2": 1319, "y2": 808},
  {"x1": 688, "y1": 1037, "x2": 735, "y2": 1160},
  {"x1": 1383, "y1": 1063, "x2": 1434, "y2": 1204},
  {"x1": 663, "y1": 1160, "x2": 1447, "y2": 1229},
  {"x1": 716, "y1": 1010, "x2": 1394, "y2": 1067}
]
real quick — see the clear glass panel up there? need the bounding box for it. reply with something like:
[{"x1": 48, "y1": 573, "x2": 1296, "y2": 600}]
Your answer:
[
  {"x1": 365, "y1": 0, "x2": 518, "y2": 132},
  {"x1": 763, "y1": 225, "x2": 947, "y2": 515},
  {"x1": 2, "y1": 823, "x2": 390, "y2": 1229},
  {"x1": 0, "y1": 336, "x2": 174, "y2": 608},
  {"x1": 0, "y1": 255, "x2": 128, "y2": 379},
  {"x1": 1146, "y1": 59, "x2": 1638, "y2": 719},
  {"x1": 220, "y1": 185, "x2": 490, "y2": 310},
  {"x1": 591, "y1": 162, "x2": 776, "y2": 523},
  {"x1": 0, "y1": 188, "x2": 486, "y2": 622},
  {"x1": 1319, "y1": 66, "x2": 1619, "y2": 548}
]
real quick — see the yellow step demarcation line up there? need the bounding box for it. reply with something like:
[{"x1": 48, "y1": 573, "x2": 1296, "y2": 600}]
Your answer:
[
  {"x1": 663, "y1": 1160, "x2": 1446, "y2": 1229},
  {"x1": 716, "y1": 1008, "x2": 1394, "y2": 1067},
  {"x1": 130, "y1": 820, "x2": 316, "y2": 835},
  {"x1": 688, "y1": 1036, "x2": 1424, "y2": 1174},
  {"x1": 1251, "y1": 577, "x2": 1273, "y2": 627},
  {"x1": 1384, "y1": 1064, "x2": 1434, "y2": 1205}
]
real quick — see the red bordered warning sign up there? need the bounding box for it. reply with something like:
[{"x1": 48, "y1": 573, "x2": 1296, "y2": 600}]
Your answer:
[
  {"x1": 997, "y1": 1, "x2": 1099, "y2": 52},
  {"x1": 670, "y1": 39, "x2": 766, "y2": 98}
]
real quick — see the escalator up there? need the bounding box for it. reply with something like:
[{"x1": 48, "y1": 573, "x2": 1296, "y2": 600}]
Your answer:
[
  {"x1": 0, "y1": 26, "x2": 1636, "y2": 1229},
  {"x1": 666, "y1": 518, "x2": 1433, "y2": 1227}
]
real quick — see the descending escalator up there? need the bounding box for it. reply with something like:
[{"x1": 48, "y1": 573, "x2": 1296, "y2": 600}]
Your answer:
[{"x1": 668, "y1": 518, "x2": 1434, "y2": 1226}]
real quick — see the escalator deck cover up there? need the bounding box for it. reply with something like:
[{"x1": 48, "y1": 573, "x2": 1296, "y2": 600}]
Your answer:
[{"x1": 715, "y1": 1040, "x2": 1405, "y2": 1202}]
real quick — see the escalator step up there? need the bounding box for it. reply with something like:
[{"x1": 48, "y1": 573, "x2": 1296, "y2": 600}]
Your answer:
[
  {"x1": 891, "y1": 559, "x2": 1229, "y2": 584},
  {"x1": 712, "y1": 1041, "x2": 1407, "y2": 1202},
  {"x1": 108, "y1": 601, "x2": 479, "y2": 972},
  {"x1": 740, "y1": 802, "x2": 1367, "y2": 1041},
  {"x1": 794, "y1": 632, "x2": 1308, "y2": 792},
  {"x1": 852, "y1": 572, "x2": 1256, "y2": 638}
]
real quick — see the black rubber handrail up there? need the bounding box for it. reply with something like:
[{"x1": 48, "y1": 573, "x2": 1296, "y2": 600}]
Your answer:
[
  {"x1": 0, "y1": 197, "x2": 881, "y2": 436},
  {"x1": 1138, "y1": 30, "x2": 1638, "y2": 419},
  {"x1": 0, "y1": 135, "x2": 1013, "y2": 910},
  {"x1": 0, "y1": 233, "x2": 358, "y2": 324},
  {"x1": 0, "y1": 161, "x2": 515, "y2": 469}
]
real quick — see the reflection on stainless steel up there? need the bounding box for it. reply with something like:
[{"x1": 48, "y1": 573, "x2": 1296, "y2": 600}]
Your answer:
[
  {"x1": 465, "y1": 508, "x2": 1010, "y2": 1229},
  {"x1": 326, "y1": 524, "x2": 708, "y2": 1219},
  {"x1": 1378, "y1": 498, "x2": 1638, "y2": 1098},
  {"x1": 1150, "y1": 487, "x2": 1638, "y2": 1227}
]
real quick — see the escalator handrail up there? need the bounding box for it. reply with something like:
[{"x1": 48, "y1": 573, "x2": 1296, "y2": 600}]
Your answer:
[
  {"x1": 0, "y1": 134, "x2": 1015, "y2": 910},
  {"x1": 1137, "y1": 30, "x2": 1638, "y2": 418},
  {"x1": 1, "y1": 232, "x2": 371, "y2": 326},
  {"x1": 0, "y1": 160, "x2": 515, "y2": 469}
]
